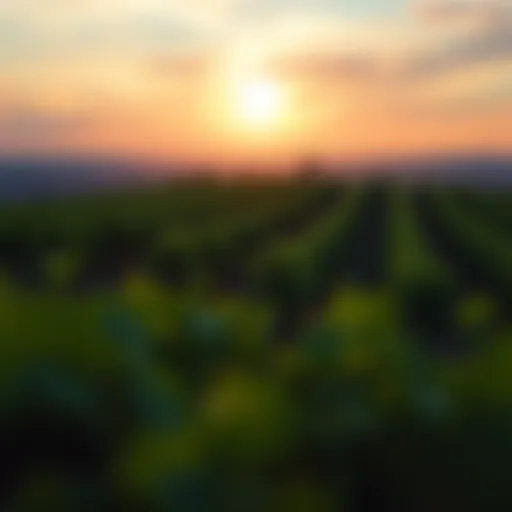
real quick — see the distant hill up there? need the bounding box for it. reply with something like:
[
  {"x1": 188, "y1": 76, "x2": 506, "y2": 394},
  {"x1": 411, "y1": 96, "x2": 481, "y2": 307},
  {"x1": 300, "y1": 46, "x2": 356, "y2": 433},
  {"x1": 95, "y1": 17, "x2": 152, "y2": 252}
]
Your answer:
[
  {"x1": 0, "y1": 157, "x2": 172, "y2": 202},
  {"x1": 0, "y1": 154, "x2": 511, "y2": 202},
  {"x1": 389, "y1": 155, "x2": 512, "y2": 187},
  {"x1": 323, "y1": 154, "x2": 512, "y2": 187}
]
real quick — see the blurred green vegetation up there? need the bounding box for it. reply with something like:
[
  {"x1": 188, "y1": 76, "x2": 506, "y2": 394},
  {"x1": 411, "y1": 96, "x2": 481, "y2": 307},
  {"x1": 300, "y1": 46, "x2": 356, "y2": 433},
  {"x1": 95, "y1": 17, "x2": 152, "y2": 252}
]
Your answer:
[{"x1": 0, "y1": 182, "x2": 510, "y2": 511}]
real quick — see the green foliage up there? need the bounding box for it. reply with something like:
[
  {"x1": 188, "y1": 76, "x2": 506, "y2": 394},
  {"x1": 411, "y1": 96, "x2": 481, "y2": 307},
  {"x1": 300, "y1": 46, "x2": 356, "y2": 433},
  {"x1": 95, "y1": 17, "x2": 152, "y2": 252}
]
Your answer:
[
  {"x1": 432, "y1": 189, "x2": 511, "y2": 293},
  {"x1": 388, "y1": 189, "x2": 458, "y2": 337},
  {"x1": 0, "y1": 182, "x2": 511, "y2": 510},
  {"x1": 253, "y1": 187, "x2": 364, "y2": 309}
]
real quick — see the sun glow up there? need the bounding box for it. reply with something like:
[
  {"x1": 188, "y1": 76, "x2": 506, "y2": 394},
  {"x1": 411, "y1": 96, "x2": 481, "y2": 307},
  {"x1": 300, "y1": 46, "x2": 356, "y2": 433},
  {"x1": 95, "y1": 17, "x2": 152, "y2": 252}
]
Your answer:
[{"x1": 235, "y1": 78, "x2": 285, "y2": 129}]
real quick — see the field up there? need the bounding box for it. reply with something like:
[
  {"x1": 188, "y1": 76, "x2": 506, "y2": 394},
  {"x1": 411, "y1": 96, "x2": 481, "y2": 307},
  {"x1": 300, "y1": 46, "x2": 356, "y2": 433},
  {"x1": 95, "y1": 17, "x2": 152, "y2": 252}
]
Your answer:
[{"x1": 0, "y1": 179, "x2": 511, "y2": 511}]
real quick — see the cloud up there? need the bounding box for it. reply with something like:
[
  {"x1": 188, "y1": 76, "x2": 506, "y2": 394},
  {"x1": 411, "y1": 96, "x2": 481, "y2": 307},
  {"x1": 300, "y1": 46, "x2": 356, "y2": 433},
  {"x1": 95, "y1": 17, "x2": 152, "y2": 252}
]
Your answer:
[
  {"x1": 416, "y1": 0, "x2": 505, "y2": 22},
  {"x1": 0, "y1": 0, "x2": 238, "y2": 65},
  {"x1": 406, "y1": 30, "x2": 512, "y2": 79},
  {"x1": 407, "y1": 0, "x2": 512, "y2": 78},
  {"x1": 273, "y1": 52, "x2": 386, "y2": 85},
  {"x1": 0, "y1": 0, "x2": 238, "y2": 31},
  {"x1": 150, "y1": 51, "x2": 215, "y2": 78},
  {"x1": 0, "y1": 106, "x2": 93, "y2": 146},
  {"x1": 276, "y1": 1, "x2": 512, "y2": 85}
]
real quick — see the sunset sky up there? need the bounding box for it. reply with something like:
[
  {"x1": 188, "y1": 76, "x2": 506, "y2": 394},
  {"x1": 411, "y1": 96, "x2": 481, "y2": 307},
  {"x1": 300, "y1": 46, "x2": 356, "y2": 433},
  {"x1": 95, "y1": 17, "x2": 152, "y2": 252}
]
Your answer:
[{"x1": 0, "y1": 0, "x2": 511, "y2": 166}]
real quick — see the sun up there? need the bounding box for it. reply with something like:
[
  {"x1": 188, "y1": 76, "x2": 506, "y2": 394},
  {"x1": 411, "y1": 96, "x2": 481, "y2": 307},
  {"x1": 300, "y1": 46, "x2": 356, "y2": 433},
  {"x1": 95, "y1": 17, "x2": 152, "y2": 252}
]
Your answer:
[{"x1": 235, "y1": 78, "x2": 285, "y2": 129}]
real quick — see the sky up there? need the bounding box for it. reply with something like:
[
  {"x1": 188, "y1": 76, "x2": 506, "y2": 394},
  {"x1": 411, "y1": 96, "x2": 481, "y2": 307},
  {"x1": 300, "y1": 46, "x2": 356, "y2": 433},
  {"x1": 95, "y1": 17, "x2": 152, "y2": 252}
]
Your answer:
[{"x1": 0, "y1": 0, "x2": 511, "y2": 166}]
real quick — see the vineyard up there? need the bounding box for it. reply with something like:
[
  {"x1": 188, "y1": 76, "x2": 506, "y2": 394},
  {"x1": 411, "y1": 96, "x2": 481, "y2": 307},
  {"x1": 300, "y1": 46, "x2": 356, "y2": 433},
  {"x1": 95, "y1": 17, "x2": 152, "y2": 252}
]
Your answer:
[{"x1": 0, "y1": 180, "x2": 511, "y2": 511}]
